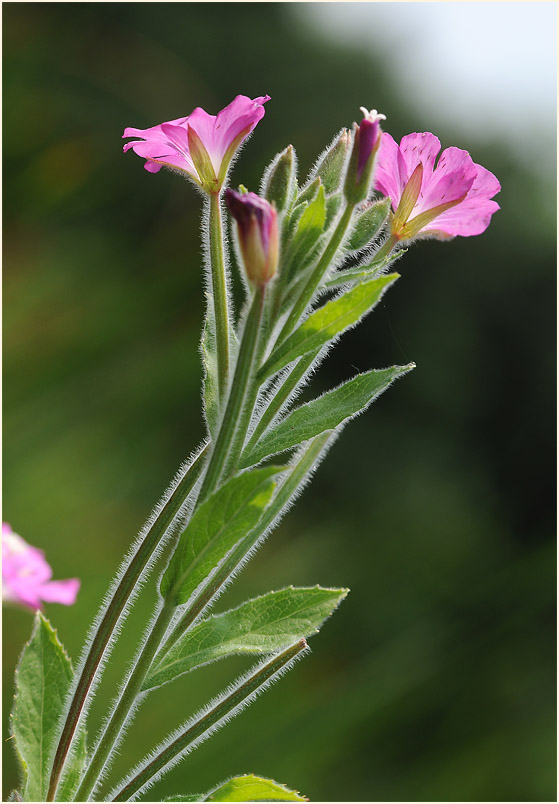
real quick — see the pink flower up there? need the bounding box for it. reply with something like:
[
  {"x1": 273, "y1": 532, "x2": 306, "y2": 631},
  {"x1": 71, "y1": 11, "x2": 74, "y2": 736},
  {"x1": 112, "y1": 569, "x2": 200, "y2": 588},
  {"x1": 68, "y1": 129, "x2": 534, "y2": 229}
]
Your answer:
[
  {"x1": 2, "y1": 523, "x2": 80, "y2": 611},
  {"x1": 122, "y1": 95, "x2": 270, "y2": 193},
  {"x1": 225, "y1": 189, "x2": 279, "y2": 285},
  {"x1": 374, "y1": 132, "x2": 500, "y2": 240}
]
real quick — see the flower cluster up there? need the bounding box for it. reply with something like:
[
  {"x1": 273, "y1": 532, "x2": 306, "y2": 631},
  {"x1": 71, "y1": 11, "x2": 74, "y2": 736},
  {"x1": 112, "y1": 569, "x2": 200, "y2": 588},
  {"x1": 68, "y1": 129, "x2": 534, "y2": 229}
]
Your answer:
[{"x1": 124, "y1": 96, "x2": 499, "y2": 247}]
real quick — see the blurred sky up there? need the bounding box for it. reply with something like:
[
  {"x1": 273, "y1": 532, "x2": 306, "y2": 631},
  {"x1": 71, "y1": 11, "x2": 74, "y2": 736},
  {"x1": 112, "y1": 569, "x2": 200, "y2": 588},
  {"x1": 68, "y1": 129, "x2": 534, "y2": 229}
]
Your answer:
[{"x1": 295, "y1": 2, "x2": 557, "y2": 178}]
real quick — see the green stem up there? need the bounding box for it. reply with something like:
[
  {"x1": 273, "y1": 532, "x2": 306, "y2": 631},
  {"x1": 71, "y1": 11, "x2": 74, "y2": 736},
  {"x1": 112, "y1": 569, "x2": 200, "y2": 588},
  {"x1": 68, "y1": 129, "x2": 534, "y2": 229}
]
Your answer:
[
  {"x1": 208, "y1": 192, "x2": 230, "y2": 401},
  {"x1": 273, "y1": 202, "x2": 355, "y2": 348},
  {"x1": 157, "y1": 432, "x2": 332, "y2": 658},
  {"x1": 197, "y1": 285, "x2": 266, "y2": 504},
  {"x1": 244, "y1": 349, "x2": 319, "y2": 457},
  {"x1": 75, "y1": 601, "x2": 176, "y2": 802},
  {"x1": 111, "y1": 641, "x2": 308, "y2": 802},
  {"x1": 46, "y1": 445, "x2": 208, "y2": 802}
]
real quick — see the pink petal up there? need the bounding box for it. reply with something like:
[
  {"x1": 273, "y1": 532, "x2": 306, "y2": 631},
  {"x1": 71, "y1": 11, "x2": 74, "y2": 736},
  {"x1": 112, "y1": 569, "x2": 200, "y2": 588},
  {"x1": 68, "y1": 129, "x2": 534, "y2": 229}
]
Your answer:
[
  {"x1": 399, "y1": 132, "x2": 441, "y2": 179},
  {"x1": 144, "y1": 160, "x2": 163, "y2": 173},
  {"x1": 122, "y1": 118, "x2": 189, "y2": 142},
  {"x1": 189, "y1": 95, "x2": 269, "y2": 172},
  {"x1": 423, "y1": 162, "x2": 500, "y2": 237},
  {"x1": 39, "y1": 578, "x2": 81, "y2": 606},
  {"x1": 465, "y1": 162, "x2": 501, "y2": 200},
  {"x1": 415, "y1": 146, "x2": 477, "y2": 215},
  {"x1": 374, "y1": 132, "x2": 407, "y2": 209}
]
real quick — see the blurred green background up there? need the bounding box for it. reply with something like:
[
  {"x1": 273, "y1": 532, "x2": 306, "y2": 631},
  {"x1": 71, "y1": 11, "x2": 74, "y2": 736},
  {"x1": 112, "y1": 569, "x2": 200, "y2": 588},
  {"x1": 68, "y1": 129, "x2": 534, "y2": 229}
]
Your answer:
[{"x1": 3, "y1": 3, "x2": 556, "y2": 801}]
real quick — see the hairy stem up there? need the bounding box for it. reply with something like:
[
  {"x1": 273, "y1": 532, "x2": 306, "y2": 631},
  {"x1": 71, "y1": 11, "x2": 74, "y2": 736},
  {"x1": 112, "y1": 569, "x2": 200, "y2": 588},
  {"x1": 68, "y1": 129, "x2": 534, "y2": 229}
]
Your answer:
[
  {"x1": 208, "y1": 192, "x2": 231, "y2": 401},
  {"x1": 197, "y1": 285, "x2": 266, "y2": 503},
  {"x1": 75, "y1": 601, "x2": 176, "y2": 802},
  {"x1": 46, "y1": 445, "x2": 208, "y2": 802},
  {"x1": 111, "y1": 641, "x2": 309, "y2": 802}
]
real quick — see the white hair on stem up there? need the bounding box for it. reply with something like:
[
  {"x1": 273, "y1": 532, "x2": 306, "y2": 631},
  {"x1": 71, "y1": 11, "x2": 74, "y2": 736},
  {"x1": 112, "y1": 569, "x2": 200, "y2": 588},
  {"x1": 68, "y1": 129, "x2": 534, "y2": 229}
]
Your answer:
[
  {"x1": 51, "y1": 439, "x2": 208, "y2": 779},
  {"x1": 108, "y1": 642, "x2": 310, "y2": 802}
]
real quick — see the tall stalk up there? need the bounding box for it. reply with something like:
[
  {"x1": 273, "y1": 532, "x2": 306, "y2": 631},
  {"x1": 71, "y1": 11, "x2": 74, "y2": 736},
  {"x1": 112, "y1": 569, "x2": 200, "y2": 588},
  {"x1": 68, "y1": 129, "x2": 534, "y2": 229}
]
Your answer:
[
  {"x1": 208, "y1": 192, "x2": 231, "y2": 400},
  {"x1": 46, "y1": 446, "x2": 208, "y2": 802},
  {"x1": 110, "y1": 641, "x2": 309, "y2": 803},
  {"x1": 74, "y1": 601, "x2": 176, "y2": 802},
  {"x1": 197, "y1": 284, "x2": 266, "y2": 503}
]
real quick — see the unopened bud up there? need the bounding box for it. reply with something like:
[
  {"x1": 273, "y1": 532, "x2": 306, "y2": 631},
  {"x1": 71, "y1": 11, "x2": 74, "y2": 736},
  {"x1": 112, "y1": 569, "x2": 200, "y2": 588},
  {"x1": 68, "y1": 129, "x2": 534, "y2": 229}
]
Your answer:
[
  {"x1": 311, "y1": 128, "x2": 352, "y2": 194},
  {"x1": 344, "y1": 108, "x2": 385, "y2": 205},
  {"x1": 347, "y1": 197, "x2": 391, "y2": 251},
  {"x1": 225, "y1": 189, "x2": 279, "y2": 286},
  {"x1": 262, "y1": 145, "x2": 297, "y2": 212}
]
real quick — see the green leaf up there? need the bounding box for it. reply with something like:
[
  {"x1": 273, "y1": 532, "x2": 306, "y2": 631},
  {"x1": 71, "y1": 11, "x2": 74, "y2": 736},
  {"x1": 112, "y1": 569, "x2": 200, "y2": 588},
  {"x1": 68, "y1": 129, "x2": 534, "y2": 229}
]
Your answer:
[
  {"x1": 260, "y1": 274, "x2": 398, "y2": 379},
  {"x1": 292, "y1": 183, "x2": 326, "y2": 250},
  {"x1": 11, "y1": 613, "x2": 87, "y2": 803},
  {"x1": 243, "y1": 364, "x2": 414, "y2": 468},
  {"x1": 347, "y1": 197, "x2": 391, "y2": 251},
  {"x1": 283, "y1": 184, "x2": 327, "y2": 285},
  {"x1": 144, "y1": 586, "x2": 347, "y2": 691},
  {"x1": 160, "y1": 467, "x2": 280, "y2": 606},
  {"x1": 206, "y1": 774, "x2": 307, "y2": 801},
  {"x1": 163, "y1": 774, "x2": 306, "y2": 802}
]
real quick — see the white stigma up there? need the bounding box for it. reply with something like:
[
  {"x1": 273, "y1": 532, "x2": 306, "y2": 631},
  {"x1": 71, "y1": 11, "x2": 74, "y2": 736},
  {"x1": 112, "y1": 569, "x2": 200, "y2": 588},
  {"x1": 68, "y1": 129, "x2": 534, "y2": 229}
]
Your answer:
[{"x1": 360, "y1": 107, "x2": 387, "y2": 122}]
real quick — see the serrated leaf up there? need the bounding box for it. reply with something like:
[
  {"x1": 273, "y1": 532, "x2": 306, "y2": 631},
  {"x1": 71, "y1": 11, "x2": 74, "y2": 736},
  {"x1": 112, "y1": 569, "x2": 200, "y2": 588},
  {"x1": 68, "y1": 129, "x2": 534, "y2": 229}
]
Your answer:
[
  {"x1": 144, "y1": 586, "x2": 347, "y2": 691},
  {"x1": 242, "y1": 364, "x2": 414, "y2": 468},
  {"x1": 160, "y1": 468, "x2": 280, "y2": 606},
  {"x1": 206, "y1": 774, "x2": 307, "y2": 801},
  {"x1": 11, "y1": 613, "x2": 87, "y2": 803},
  {"x1": 260, "y1": 274, "x2": 398, "y2": 379}
]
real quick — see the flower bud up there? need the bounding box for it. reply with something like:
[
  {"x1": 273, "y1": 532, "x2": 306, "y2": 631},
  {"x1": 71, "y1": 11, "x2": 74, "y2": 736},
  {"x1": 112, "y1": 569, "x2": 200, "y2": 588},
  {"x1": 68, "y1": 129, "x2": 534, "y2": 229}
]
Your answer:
[
  {"x1": 311, "y1": 128, "x2": 352, "y2": 194},
  {"x1": 262, "y1": 145, "x2": 296, "y2": 212},
  {"x1": 225, "y1": 189, "x2": 279, "y2": 286},
  {"x1": 344, "y1": 108, "x2": 385, "y2": 205}
]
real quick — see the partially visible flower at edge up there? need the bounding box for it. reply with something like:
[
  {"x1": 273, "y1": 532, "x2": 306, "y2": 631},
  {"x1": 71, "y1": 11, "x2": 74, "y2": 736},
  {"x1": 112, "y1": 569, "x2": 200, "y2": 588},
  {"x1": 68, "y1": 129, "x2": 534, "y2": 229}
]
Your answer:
[
  {"x1": 374, "y1": 131, "x2": 500, "y2": 240},
  {"x1": 122, "y1": 94, "x2": 270, "y2": 194},
  {"x1": 225, "y1": 188, "x2": 279, "y2": 286},
  {"x1": 344, "y1": 107, "x2": 386, "y2": 204},
  {"x1": 2, "y1": 523, "x2": 80, "y2": 611}
]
